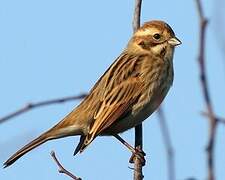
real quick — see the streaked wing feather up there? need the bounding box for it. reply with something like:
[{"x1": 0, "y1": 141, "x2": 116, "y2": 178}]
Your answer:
[
  {"x1": 78, "y1": 52, "x2": 145, "y2": 152},
  {"x1": 83, "y1": 78, "x2": 143, "y2": 147}
]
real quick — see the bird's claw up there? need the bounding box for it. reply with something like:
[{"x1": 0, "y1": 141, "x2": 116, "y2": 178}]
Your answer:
[{"x1": 129, "y1": 147, "x2": 146, "y2": 166}]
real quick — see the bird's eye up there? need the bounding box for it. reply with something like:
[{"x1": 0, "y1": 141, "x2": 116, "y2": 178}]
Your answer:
[{"x1": 153, "y1": 33, "x2": 161, "y2": 40}]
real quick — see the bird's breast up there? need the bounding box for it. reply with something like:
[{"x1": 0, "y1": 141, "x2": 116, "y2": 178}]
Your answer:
[{"x1": 102, "y1": 55, "x2": 173, "y2": 135}]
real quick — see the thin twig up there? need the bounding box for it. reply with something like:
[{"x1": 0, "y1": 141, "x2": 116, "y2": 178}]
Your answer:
[
  {"x1": 0, "y1": 93, "x2": 87, "y2": 124},
  {"x1": 195, "y1": 1, "x2": 217, "y2": 180},
  {"x1": 201, "y1": 111, "x2": 225, "y2": 125},
  {"x1": 157, "y1": 107, "x2": 175, "y2": 180},
  {"x1": 217, "y1": 118, "x2": 225, "y2": 125},
  {"x1": 133, "y1": 0, "x2": 142, "y2": 32},
  {"x1": 51, "y1": 151, "x2": 82, "y2": 180},
  {"x1": 133, "y1": 0, "x2": 144, "y2": 180}
]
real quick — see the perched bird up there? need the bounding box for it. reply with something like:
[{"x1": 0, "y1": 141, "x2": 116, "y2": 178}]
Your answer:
[{"x1": 4, "y1": 20, "x2": 181, "y2": 168}]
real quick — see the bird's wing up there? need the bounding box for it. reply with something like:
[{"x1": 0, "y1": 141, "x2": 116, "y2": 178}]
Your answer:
[
  {"x1": 80, "y1": 77, "x2": 144, "y2": 151},
  {"x1": 73, "y1": 51, "x2": 146, "y2": 153}
]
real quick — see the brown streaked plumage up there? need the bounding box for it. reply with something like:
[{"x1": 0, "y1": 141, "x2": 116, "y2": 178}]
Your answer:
[{"x1": 4, "y1": 20, "x2": 181, "y2": 168}]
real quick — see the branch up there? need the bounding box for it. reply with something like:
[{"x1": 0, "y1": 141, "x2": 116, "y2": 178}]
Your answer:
[
  {"x1": 195, "y1": 1, "x2": 217, "y2": 180},
  {"x1": 51, "y1": 151, "x2": 81, "y2": 180},
  {"x1": 201, "y1": 111, "x2": 225, "y2": 125},
  {"x1": 217, "y1": 118, "x2": 225, "y2": 125},
  {"x1": 157, "y1": 107, "x2": 175, "y2": 180},
  {"x1": 133, "y1": 0, "x2": 142, "y2": 32},
  {"x1": 0, "y1": 93, "x2": 87, "y2": 125},
  {"x1": 133, "y1": 0, "x2": 143, "y2": 180}
]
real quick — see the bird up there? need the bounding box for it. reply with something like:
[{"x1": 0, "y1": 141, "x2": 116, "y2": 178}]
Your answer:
[{"x1": 4, "y1": 20, "x2": 181, "y2": 168}]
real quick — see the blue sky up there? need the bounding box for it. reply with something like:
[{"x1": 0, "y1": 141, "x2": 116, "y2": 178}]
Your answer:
[{"x1": 1, "y1": 0, "x2": 225, "y2": 179}]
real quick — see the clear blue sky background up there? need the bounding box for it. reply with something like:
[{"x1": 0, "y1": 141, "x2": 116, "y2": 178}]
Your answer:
[{"x1": 1, "y1": 0, "x2": 225, "y2": 180}]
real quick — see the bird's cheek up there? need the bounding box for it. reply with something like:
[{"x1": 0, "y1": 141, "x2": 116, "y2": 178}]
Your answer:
[{"x1": 151, "y1": 44, "x2": 164, "y2": 55}]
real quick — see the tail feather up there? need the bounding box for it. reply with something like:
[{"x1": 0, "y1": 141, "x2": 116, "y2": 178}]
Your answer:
[
  {"x1": 3, "y1": 134, "x2": 48, "y2": 168},
  {"x1": 73, "y1": 135, "x2": 86, "y2": 156},
  {"x1": 3, "y1": 119, "x2": 83, "y2": 168}
]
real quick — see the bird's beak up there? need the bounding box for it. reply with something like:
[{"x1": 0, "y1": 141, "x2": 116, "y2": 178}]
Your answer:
[{"x1": 168, "y1": 37, "x2": 182, "y2": 46}]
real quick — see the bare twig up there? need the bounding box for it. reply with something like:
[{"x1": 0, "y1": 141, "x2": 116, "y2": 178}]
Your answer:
[
  {"x1": 217, "y1": 118, "x2": 225, "y2": 125},
  {"x1": 201, "y1": 111, "x2": 225, "y2": 125},
  {"x1": 133, "y1": 0, "x2": 144, "y2": 180},
  {"x1": 51, "y1": 151, "x2": 82, "y2": 180},
  {"x1": 133, "y1": 0, "x2": 142, "y2": 32},
  {"x1": 157, "y1": 107, "x2": 175, "y2": 180},
  {"x1": 0, "y1": 93, "x2": 87, "y2": 124},
  {"x1": 195, "y1": 1, "x2": 217, "y2": 180},
  {"x1": 134, "y1": 124, "x2": 144, "y2": 180}
]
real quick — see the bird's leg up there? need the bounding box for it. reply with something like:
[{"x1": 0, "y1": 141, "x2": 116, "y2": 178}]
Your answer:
[{"x1": 113, "y1": 134, "x2": 146, "y2": 166}]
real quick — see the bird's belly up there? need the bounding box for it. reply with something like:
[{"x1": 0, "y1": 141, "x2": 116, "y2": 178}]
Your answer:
[
  {"x1": 101, "y1": 78, "x2": 171, "y2": 135},
  {"x1": 102, "y1": 98, "x2": 161, "y2": 135}
]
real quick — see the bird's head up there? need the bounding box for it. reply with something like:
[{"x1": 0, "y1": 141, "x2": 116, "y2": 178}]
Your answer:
[{"x1": 128, "y1": 20, "x2": 181, "y2": 59}]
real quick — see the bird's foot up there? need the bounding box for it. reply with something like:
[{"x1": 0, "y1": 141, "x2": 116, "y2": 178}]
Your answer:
[{"x1": 129, "y1": 146, "x2": 146, "y2": 166}]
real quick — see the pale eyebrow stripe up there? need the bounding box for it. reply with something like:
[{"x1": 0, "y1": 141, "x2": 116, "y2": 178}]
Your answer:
[{"x1": 134, "y1": 28, "x2": 159, "y2": 36}]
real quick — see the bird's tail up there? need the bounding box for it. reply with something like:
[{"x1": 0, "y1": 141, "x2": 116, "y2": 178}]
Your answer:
[
  {"x1": 3, "y1": 133, "x2": 50, "y2": 168},
  {"x1": 3, "y1": 115, "x2": 83, "y2": 168}
]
